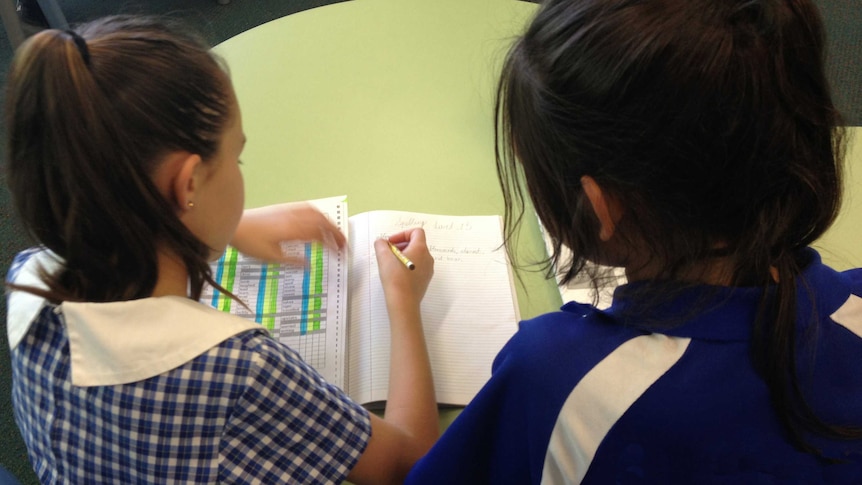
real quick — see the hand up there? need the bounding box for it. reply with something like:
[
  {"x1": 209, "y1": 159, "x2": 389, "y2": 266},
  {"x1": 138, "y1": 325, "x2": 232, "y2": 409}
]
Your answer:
[
  {"x1": 230, "y1": 202, "x2": 346, "y2": 265},
  {"x1": 373, "y1": 228, "x2": 434, "y2": 311}
]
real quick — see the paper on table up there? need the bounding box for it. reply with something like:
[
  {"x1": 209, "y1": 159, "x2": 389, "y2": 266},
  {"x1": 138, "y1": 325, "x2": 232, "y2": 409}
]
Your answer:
[
  {"x1": 203, "y1": 196, "x2": 349, "y2": 387},
  {"x1": 205, "y1": 200, "x2": 520, "y2": 407},
  {"x1": 347, "y1": 211, "x2": 519, "y2": 406}
]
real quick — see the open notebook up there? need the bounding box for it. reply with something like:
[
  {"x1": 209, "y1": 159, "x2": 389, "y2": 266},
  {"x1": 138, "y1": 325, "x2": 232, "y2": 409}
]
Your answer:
[{"x1": 202, "y1": 196, "x2": 520, "y2": 407}]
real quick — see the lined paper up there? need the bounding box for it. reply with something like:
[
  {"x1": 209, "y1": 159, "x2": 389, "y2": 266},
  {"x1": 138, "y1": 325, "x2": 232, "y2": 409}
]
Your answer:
[{"x1": 348, "y1": 211, "x2": 519, "y2": 405}]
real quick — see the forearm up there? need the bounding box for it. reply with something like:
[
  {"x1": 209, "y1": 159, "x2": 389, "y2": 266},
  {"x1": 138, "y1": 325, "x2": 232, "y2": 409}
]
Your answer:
[
  {"x1": 228, "y1": 211, "x2": 251, "y2": 249},
  {"x1": 347, "y1": 303, "x2": 437, "y2": 485},
  {"x1": 228, "y1": 204, "x2": 345, "y2": 263},
  {"x1": 384, "y1": 301, "x2": 438, "y2": 455},
  {"x1": 348, "y1": 230, "x2": 436, "y2": 485}
]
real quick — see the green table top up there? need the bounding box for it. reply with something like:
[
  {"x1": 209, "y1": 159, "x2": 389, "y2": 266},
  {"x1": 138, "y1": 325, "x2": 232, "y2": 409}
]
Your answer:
[
  {"x1": 214, "y1": 0, "x2": 860, "y2": 321},
  {"x1": 816, "y1": 128, "x2": 862, "y2": 270},
  {"x1": 214, "y1": 0, "x2": 562, "y2": 321}
]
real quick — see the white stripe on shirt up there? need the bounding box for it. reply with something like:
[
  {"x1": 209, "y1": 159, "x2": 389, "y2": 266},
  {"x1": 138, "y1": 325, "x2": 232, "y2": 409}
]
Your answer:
[
  {"x1": 831, "y1": 294, "x2": 862, "y2": 338},
  {"x1": 541, "y1": 333, "x2": 691, "y2": 485}
]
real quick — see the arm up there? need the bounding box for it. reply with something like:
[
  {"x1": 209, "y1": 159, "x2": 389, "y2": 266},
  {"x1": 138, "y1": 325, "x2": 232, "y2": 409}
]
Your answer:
[
  {"x1": 230, "y1": 202, "x2": 346, "y2": 264},
  {"x1": 347, "y1": 228, "x2": 439, "y2": 485}
]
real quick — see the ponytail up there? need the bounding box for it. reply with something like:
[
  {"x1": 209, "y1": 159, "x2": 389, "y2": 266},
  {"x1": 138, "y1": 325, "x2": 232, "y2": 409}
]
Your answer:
[
  {"x1": 494, "y1": 0, "x2": 861, "y2": 457},
  {"x1": 6, "y1": 17, "x2": 232, "y2": 302},
  {"x1": 753, "y1": 248, "x2": 862, "y2": 456}
]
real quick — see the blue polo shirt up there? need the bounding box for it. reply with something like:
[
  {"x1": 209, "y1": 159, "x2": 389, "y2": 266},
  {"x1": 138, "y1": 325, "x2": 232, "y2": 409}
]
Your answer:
[{"x1": 407, "y1": 249, "x2": 862, "y2": 484}]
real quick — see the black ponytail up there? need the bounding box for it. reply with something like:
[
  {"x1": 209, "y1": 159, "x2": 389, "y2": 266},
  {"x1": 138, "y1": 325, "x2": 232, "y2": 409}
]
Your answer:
[{"x1": 495, "y1": 0, "x2": 861, "y2": 455}]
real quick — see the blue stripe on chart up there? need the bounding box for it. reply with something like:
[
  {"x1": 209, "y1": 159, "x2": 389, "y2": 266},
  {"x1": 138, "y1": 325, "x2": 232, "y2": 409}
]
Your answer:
[
  {"x1": 212, "y1": 252, "x2": 226, "y2": 307},
  {"x1": 255, "y1": 264, "x2": 267, "y2": 324},
  {"x1": 301, "y1": 243, "x2": 311, "y2": 335}
]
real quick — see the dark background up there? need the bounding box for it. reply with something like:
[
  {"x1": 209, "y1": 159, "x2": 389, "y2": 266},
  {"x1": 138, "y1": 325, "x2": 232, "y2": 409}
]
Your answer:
[{"x1": 0, "y1": 1, "x2": 858, "y2": 483}]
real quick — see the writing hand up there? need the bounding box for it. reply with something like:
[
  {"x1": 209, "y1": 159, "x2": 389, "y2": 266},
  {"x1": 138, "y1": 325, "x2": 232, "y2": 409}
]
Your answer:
[{"x1": 374, "y1": 228, "x2": 434, "y2": 311}]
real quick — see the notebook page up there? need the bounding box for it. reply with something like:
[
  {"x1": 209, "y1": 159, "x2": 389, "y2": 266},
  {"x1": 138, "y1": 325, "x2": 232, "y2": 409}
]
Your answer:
[
  {"x1": 346, "y1": 211, "x2": 383, "y2": 403},
  {"x1": 347, "y1": 211, "x2": 519, "y2": 406}
]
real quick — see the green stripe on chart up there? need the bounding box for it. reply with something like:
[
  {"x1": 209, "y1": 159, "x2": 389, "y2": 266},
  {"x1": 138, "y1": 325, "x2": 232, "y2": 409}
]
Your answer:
[
  {"x1": 220, "y1": 247, "x2": 238, "y2": 312},
  {"x1": 313, "y1": 242, "x2": 324, "y2": 330},
  {"x1": 263, "y1": 264, "x2": 279, "y2": 332},
  {"x1": 305, "y1": 242, "x2": 318, "y2": 331}
]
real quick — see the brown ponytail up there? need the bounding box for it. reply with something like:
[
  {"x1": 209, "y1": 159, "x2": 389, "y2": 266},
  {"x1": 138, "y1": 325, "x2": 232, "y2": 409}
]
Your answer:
[{"x1": 5, "y1": 16, "x2": 232, "y2": 302}]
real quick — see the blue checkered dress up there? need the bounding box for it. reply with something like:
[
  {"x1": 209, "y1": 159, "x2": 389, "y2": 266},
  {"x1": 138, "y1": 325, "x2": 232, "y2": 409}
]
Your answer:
[{"x1": 8, "y1": 250, "x2": 371, "y2": 484}]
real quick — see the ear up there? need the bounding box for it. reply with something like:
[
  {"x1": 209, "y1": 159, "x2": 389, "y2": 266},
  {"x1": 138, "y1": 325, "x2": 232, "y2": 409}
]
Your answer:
[
  {"x1": 150, "y1": 151, "x2": 204, "y2": 211},
  {"x1": 172, "y1": 153, "x2": 204, "y2": 212},
  {"x1": 581, "y1": 175, "x2": 621, "y2": 242}
]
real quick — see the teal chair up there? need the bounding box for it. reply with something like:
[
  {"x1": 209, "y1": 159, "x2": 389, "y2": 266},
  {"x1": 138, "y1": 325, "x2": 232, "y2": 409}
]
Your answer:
[
  {"x1": 0, "y1": 464, "x2": 22, "y2": 485},
  {"x1": 0, "y1": 0, "x2": 67, "y2": 49}
]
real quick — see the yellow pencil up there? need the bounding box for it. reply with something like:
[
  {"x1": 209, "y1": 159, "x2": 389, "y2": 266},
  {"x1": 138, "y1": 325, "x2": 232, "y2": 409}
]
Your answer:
[{"x1": 387, "y1": 240, "x2": 416, "y2": 270}]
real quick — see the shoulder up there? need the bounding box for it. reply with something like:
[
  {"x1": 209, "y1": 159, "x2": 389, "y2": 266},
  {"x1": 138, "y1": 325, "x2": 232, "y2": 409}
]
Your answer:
[
  {"x1": 799, "y1": 255, "x2": 862, "y2": 344},
  {"x1": 788, "y1": 253, "x2": 862, "y2": 461},
  {"x1": 217, "y1": 332, "x2": 371, "y2": 483},
  {"x1": 208, "y1": 330, "x2": 332, "y2": 394},
  {"x1": 489, "y1": 305, "x2": 649, "y2": 431},
  {"x1": 229, "y1": 330, "x2": 335, "y2": 390},
  {"x1": 8, "y1": 247, "x2": 41, "y2": 280},
  {"x1": 495, "y1": 303, "x2": 641, "y2": 375},
  {"x1": 219, "y1": 330, "x2": 369, "y2": 428},
  {"x1": 7, "y1": 248, "x2": 63, "y2": 350},
  {"x1": 6, "y1": 247, "x2": 59, "y2": 285}
]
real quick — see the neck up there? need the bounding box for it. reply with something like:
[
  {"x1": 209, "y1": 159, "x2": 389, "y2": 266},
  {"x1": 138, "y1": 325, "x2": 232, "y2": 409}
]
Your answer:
[
  {"x1": 152, "y1": 250, "x2": 191, "y2": 297},
  {"x1": 625, "y1": 256, "x2": 736, "y2": 286}
]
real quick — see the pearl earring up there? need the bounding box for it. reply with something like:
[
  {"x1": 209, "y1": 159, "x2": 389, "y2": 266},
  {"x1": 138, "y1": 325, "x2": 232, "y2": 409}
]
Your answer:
[{"x1": 187, "y1": 201, "x2": 195, "y2": 208}]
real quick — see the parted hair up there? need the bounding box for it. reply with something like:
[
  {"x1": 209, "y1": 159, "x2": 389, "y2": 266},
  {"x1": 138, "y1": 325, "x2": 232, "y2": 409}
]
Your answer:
[
  {"x1": 495, "y1": 0, "x2": 855, "y2": 454},
  {"x1": 5, "y1": 16, "x2": 232, "y2": 302}
]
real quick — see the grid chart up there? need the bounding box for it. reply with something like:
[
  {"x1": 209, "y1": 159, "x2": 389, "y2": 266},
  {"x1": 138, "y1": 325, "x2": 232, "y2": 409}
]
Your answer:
[{"x1": 205, "y1": 242, "x2": 332, "y2": 370}]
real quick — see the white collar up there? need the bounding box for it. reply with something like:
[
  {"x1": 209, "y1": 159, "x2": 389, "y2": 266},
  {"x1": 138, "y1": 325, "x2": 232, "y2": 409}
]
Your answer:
[{"x1": 7, "y1": 249, "x2": 261, "y2": 387}]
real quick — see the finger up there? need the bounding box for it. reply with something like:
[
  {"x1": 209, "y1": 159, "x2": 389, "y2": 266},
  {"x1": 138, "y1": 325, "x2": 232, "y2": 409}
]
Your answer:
[
  {"x1": 374, "y1": 236, "x2": 413, "y2": 263},
  {"x1": 386, "y1": 228, "x2": 424, "y2": 247},
  {"x1": 384, "y1": 231, "x2": 408, "y2": 246},
  {"x1": 373, "y1": 238, "x2": 394, "y2": 262},
  {"x1": 319, "y1": 224, "x2": 346, "y2": 251},
  {"x1": 402, "y1": 227, "x2": 427, "y2": 250}
]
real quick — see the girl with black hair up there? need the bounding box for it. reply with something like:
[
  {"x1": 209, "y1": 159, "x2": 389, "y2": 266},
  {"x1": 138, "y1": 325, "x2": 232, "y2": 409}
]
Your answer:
[{"x1": 407, "y1": 0, "x2": 862, "y2": 482}]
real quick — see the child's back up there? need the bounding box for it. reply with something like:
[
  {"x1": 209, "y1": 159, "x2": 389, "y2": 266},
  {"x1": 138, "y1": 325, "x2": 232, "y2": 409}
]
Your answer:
[
  {"x1": 5, "y1": 16, "x2": 438, "y2": 484},
  {"x1": 409, "y1": 257, "x2": 862, "y2": 482},
  {"x1": 407, "y1": 0, "x2": 862, "y2": 482}
]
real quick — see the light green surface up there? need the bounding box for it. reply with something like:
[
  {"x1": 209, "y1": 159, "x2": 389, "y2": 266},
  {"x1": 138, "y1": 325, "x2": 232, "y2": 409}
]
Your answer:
[
  {"x1": 214, "y1": 0, "x2": 860, "y2": 450},
  {"x1": 814, "y1": 127, "x2": 862, "y2": 270},
  {"x1": 214, "y1": 0, "x2": 561, "y2": 321}
]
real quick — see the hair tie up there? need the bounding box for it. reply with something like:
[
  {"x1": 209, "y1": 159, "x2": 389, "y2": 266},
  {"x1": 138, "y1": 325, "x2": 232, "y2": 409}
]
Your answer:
[{"x1": 65, "y1": 30, "x2": 90, "y2": 66}]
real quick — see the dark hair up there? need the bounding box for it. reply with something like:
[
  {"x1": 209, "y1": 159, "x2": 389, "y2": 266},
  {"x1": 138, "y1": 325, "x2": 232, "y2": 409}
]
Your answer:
[
  {"x1": 495, "y1": 0, "x2": 856, "y2": 454},
  {"x1": 5, "y1": 16, "x2": 233, "y2": 302}
]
